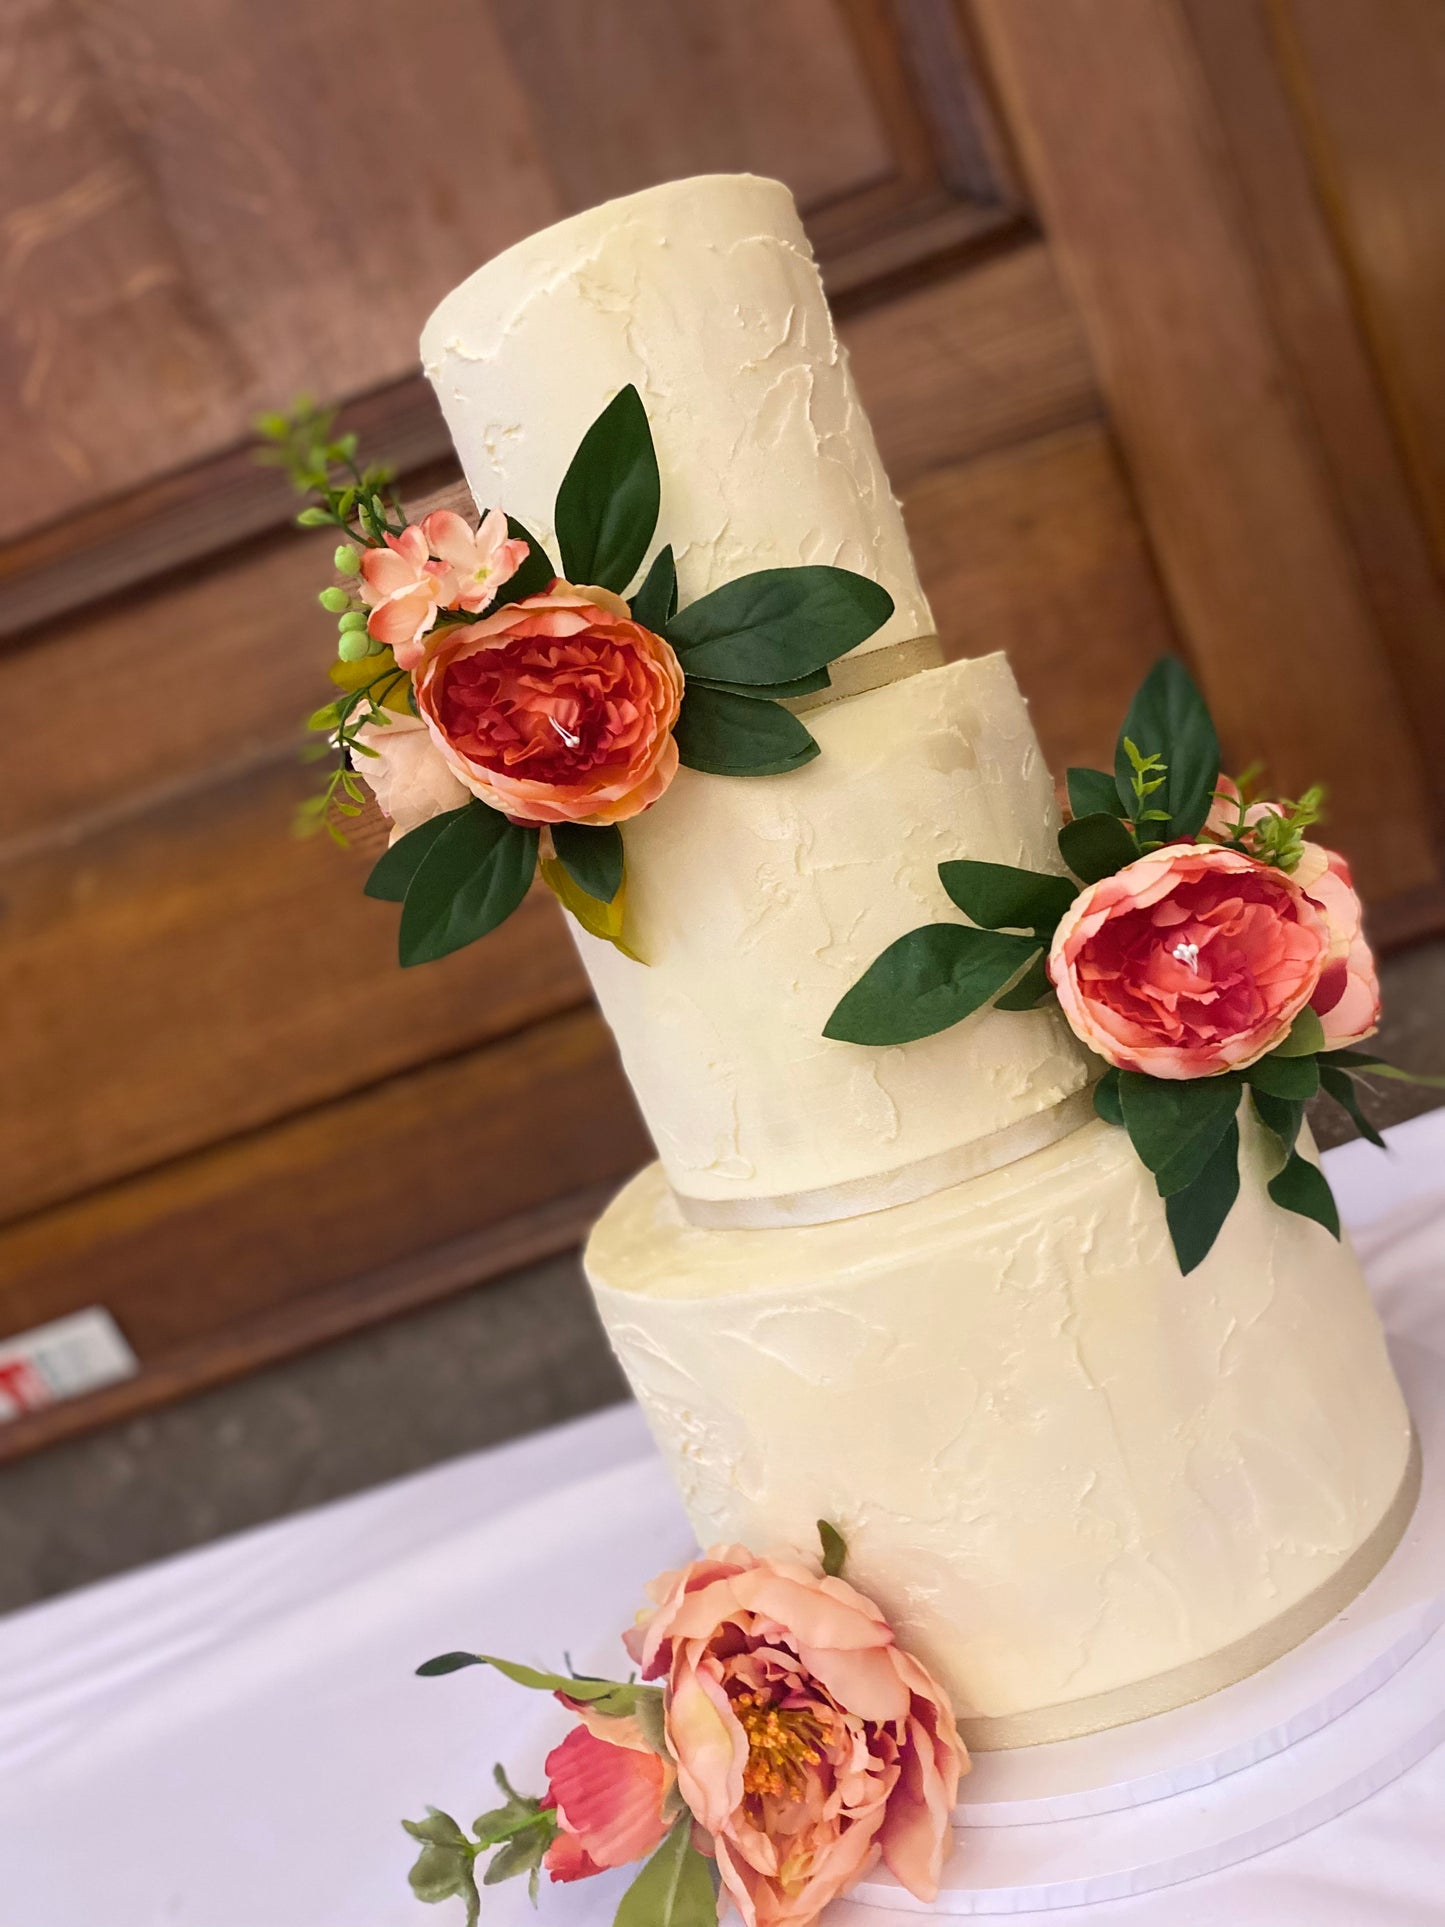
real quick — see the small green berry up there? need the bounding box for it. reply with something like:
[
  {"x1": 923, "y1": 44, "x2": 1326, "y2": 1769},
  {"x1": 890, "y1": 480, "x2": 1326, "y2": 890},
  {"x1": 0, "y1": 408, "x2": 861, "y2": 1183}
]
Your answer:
[
  {"x1": 334, "y1": 544, "x2": 361, "y2": 576},
  {"x1": 318, "y1": 586, "x2": 350, "y2": 613},
  {"x1": 338, "y1": 609, "x2": 368, "y2": 632},
  {"x1": 337, "y1": 629, "x2": 371, "y2": 662}
]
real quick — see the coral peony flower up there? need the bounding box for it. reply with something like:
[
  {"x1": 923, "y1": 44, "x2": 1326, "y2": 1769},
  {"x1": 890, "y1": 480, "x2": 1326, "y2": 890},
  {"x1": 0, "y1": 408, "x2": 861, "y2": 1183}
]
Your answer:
[
  {"x1": 1296, "y1": 844, "x2": 1381, "y2": 1048},
  {"x1": 412, "y1": 584, "x2": 685, "y2": 827},
  {"x1": 625, "y1": 1547, "x2": 965, "y2": 1927},
  {"x1": 1048, "y1": 844, "x2": 1329, "y2": 1078},
  {"x1": 351, "y1": 711, "x2": 470, "y2": 843},
  {"x1": 358, "y1": 526, "x2": 456, "y2": 664},
  {"x1": 542, "y1": 1709, "x2": 674, "y2": 1885},
  {"x1": 421, "y1": 506, "x2": 530, "y2": 614}
]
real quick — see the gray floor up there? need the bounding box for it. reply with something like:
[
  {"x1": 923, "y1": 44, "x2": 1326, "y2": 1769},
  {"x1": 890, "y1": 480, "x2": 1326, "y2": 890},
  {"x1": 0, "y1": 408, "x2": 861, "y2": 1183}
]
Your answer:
[{"x1": 2, "y1": 945, "x2": 1442, "y2": 1617}]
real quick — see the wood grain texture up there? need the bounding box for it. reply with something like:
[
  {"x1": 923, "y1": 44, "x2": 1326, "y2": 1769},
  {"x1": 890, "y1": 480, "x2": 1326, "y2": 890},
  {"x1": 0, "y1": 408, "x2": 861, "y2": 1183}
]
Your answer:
[
  {"x1": 0, "y1": 759, "x2": 590, "y2": 1222},
  {"x1": 1271, "y1": 0, "x2": 1445, "y2": 569},
  {"x1": 904, "y1": 423, "x2": 1176, "y2": 774},
  {"x1": 972, "y1": 0, "x2": 1441, "y2": 902},
  {"x1": 0, "y1": 1008, "x2": 647, "y2": 1456},
  {"x1": 1184, "y1": 0, "x2": 1445, "y2": 811}
]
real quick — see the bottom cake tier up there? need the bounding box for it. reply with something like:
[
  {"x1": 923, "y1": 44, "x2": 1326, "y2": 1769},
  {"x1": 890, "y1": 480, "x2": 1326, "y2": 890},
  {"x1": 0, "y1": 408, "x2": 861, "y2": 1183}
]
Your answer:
[{"x1": 583, "y1": 1107, "x2": 1416, "y2": 1749}]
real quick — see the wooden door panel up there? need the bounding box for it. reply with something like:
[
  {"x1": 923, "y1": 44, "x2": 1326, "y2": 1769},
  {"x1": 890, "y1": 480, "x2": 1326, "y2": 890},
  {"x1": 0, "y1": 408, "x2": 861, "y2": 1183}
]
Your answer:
[{"x1": 971, "y1": 0, "x2": 1442, "y2": 903}]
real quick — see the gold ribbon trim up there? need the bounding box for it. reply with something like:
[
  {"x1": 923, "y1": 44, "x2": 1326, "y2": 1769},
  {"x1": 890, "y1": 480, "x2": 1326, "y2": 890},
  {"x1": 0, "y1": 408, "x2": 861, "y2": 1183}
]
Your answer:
[
  {"x1": 785, "y1": 632, "x2": 946, "y2": 715},
  {"x1": 960, "y1": 1427, "x2": 1423, "y2": 1752},
  {"x1": 674, "y1": 1087, "x2": 1098, "y2": 1231}
]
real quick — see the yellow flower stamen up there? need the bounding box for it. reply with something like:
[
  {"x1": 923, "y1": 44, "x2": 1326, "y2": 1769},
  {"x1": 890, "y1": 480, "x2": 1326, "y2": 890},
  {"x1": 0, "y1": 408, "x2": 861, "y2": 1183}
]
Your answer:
[{"x1": 733, "y1": 1692, "x2": 824, "y2": 1801}]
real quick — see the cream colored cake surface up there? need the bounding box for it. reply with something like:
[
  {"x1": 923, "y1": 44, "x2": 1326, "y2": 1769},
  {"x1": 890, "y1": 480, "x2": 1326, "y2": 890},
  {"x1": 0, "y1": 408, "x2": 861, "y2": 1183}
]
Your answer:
[
  {"x1": 423, "y1": 174, "x2": 1092, "y2": 1215},
  {"x1": 586, "y1": 1111, "x2": 1414, "y2": 1742}
]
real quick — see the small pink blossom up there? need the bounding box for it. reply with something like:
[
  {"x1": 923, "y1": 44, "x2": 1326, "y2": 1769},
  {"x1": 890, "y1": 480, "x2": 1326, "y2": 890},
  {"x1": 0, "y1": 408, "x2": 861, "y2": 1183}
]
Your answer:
[
  {"x1": 626, "y1": 1546, "x2": 965, "y2": 1927},
  {"x1": 421, "y1": 507, "x2": 530, "y2": 613},
  {"x1": 357, "y1": 526, "x2": 455, "y2": 665},
  {"x1": 1296, "y1": 844, "x2": 1381, "y2": 1048},
  {"x1": 542, "y1": 1709, "x2": 674, "y2": 1885}
]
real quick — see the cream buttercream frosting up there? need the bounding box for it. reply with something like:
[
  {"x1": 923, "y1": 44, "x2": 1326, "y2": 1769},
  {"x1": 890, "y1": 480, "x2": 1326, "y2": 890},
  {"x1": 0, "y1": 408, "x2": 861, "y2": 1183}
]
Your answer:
[
  {"x1": 585, "y1": 1111, "x2": 1413, "y2": 1734},
  {"x1": 422, "y1": 176, "x2": 1092, "y2": 1206}
]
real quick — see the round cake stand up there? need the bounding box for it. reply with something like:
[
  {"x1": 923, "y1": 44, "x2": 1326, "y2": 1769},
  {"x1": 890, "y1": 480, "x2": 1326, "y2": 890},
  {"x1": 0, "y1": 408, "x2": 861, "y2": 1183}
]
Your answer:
[{"x1": 846, "y1": 1335, "x2": 1445, "y2": 1915}]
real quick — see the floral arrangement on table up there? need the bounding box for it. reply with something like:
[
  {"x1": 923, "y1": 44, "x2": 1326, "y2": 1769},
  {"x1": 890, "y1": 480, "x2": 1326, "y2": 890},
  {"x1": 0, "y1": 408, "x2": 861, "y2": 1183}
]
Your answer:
[
  {"x1": 403, "y1": 1527, "x2": 964, "y2": 1927},
  {"x1": 259, "y1": 392, "x2": 892, "y2": 962},
  {"x1": 825, "y1": 658, "x2": 1440, "y2": 1272}
]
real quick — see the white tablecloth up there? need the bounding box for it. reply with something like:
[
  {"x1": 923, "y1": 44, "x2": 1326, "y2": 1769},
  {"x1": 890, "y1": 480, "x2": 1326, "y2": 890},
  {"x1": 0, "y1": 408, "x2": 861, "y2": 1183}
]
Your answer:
[{"x1": 2, "y1": 1113, "x2": 1443, "y2": 1927}]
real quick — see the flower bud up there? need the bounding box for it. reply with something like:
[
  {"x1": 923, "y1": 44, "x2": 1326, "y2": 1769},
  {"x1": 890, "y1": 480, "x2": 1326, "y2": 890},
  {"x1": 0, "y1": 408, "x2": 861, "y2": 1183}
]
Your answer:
[
  {"x1": 338, "y1": 609, "x2": 368, "y2": 632},
  {"x1": 334, "y1": 544, "x2": 361, "y2": 576},
  {"x1": 318, "y1": 586, "x2": 350, "y2": 613},
  {"x1": 296, "y1": 507, "x2": 331, "y2": 528},
  {"x1": 337, "y1": 629, "x2": 372, "y2": 662}
]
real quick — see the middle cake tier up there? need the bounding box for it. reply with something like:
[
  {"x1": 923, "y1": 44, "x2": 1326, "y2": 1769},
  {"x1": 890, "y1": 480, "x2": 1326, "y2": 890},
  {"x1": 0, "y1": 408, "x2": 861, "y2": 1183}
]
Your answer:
[{"x1": 573, "y1": 650, "x2": 1092, "y2": 1221}]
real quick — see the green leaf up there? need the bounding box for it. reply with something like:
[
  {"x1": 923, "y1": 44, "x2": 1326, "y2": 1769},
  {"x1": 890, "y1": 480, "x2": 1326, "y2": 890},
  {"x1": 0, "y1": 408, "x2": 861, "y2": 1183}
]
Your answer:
[
  {"x1": 690, "y1": 667, "x2": 833, "y2": 701},
  {"x1": 665, "y1": 567, "x2": 893, "y2": 682},
  {"x1": 823, "y1": 926, "x2": 1039, "y2": 1046},
  {"x1": 1067, "y1": 767, "x2": 1127, "y2": 819},
  {"x1": 416, "y1": 1651, "x2": 487, "y2": 1677},
  {"x1": 1094, "y1": 1067, "x2": 1124, "y2": 1127},
  {"x1": 491, "y1": 516, "x2": 556, "y2": 607},
  {"x1": 1118, "y1": 1072, "x2": 1242, "y2": 1197},
  {"x1": 403, "y1": 1812, "x2": 479, "y2": 1927},
  {"x1": 615, "y1": 1817, "x2": 717, "y2": 1927},
  {"x1": 482, "y1": 1823, "x2": 554, "y2": 1890},
  {"x1": 364, "y1": 809, "x2": 467, "y2": 903},
  {"x1": 1057, "y1": 811, "x2": 1140, "y2": 884},
  {"x1": 1272, "y1": 1007, "x2": 1326, "y2": 1057},
  {"x1": 938, "y1": 860, "x2": 1077, "y2": 934},
  {"x1": 817, "y1": 1520, "x2": 847, "y2": 1578},
  {"x1": 993, "y1": 948, "x2": 1052, "y2": 1010},
  {"x1": 554, "y1": 385, "x2": 660, "y2": 592},
  {"x1": 674, "y1": 685, "x2": 820, "y2": 776},
  {"x1": 1318, "y1": 1064, "x2": 1387, "y2": 1149},
  {"x1": 471, "y1": 1768, "x2": 549, "y2": 1850},
  {"x1": 398, "y1": 807, "x2": 538, "y2": 966},
  {"x1": 1251, "y1": 1088, "x2": 1304, "y2": 1156},
  {"x1": 1114, "y1": 658, "x2": 1220, "y2": 841},
  {"x1": 1165, "y1": 1117, "x2": 1240, "y2": 1274},
  {"x1": 630, "y1": 544, "x2": 677, "y2": 630},
  {"x1": 552, "y1": 822, "x2": 624, "y2": 905},
  {"x1": 1268, "y1": 1152, "x2": 1341, "y2": 1239},
  {"x1": 1245, "y1": 1052, "x2": 1320, "y2": 1101},
  {"x1": 1322, "y1": 1050, "x2": 1445, "y2": 1089}
]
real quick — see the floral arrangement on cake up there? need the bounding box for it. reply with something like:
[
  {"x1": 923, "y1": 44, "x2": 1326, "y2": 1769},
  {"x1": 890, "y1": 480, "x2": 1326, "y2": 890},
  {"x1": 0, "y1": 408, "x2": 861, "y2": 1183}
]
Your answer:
[
  {"x1": 404, "y1": 1526, "x2": 964, "y2": 1927},
  {"x1": 260, "y1": 392, "x2": 892, "y2": 961},
  {"x1": 826, "y1": 659, "x2": 1440, "y2": 1271}
]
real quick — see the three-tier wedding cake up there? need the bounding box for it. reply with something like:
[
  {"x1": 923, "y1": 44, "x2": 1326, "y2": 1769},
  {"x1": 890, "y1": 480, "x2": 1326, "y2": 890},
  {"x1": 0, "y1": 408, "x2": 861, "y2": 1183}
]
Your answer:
[{"x1": 419, "y1": 175, "x2": 1415, "y2": 1751}]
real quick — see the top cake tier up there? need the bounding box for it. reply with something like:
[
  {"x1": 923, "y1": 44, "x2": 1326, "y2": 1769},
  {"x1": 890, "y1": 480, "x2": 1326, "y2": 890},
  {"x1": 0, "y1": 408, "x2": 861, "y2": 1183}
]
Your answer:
[{"x1": 422, "y1": 176, "x2": 1093, "y2": 1218}]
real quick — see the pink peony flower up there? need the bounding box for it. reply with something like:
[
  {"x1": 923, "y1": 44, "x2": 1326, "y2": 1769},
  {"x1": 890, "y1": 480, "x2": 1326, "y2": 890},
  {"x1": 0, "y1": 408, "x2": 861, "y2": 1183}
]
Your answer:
[
  {"x1": 350, "y1": 711, "x2": 470, "y2": 842},
  {"x1": 420, "y1": 506, "x2": 530, "y2": 614},
  {"x1": 542, "y1": 1708, "x2": 674, "y2": 1885},
  {"x1": 358, "y1": 526, "x2": 456, "y2": 664},
  {"x1": 1296, "y1": 844, "x2": 1381, "y2": 1048},
  {"x1": 625, "y1": 1547, "x2": 965, "y2": 1927},
  {"x1": 412, "y1": 584, "x2": 685, "y2": 827},
  {"x1": 1047, "y1": 844, "x2": 1330, "y2": 1077}
]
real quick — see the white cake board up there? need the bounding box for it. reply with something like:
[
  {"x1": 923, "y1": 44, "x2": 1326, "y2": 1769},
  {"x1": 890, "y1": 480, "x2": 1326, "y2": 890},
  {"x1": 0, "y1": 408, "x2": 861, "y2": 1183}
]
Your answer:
[{"x1": 847, "y1": 1333, "x2": 1445, "y2": 1914}]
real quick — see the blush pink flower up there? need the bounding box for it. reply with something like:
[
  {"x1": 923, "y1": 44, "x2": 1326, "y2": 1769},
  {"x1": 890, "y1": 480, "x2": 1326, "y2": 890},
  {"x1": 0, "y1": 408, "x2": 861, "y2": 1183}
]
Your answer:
[
  {"x1": 542, "y1": 1707, "x2": 674, "y2": 1885},
  {"x1": 350, "y1": 712, "x2": 469, "y2": 843},
  {"x1": 358, "y1": 526, "x2": 456, "y2": 664},
  {"x1": 420, "y1": 507, "x2": 530, "y2": 614},
  {"x1": 625, "y1": 1547, "x2": 965, "y2": 1927},
  {"x1": 412, "y1": 585, "x2": 685, "y2": 827},
  {"x1": 1296, "y1": 844, "x2": 1381, "y2": 1048},
  {"x1": 1047, "y1": 843, "x2": 1330, "y2": 1077}
]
